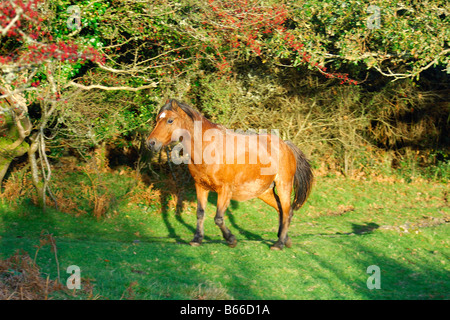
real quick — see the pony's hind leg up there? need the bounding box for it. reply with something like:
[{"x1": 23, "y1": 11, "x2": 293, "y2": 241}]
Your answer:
[
  {"x1": 270, "y1": 182, "x2": 293, "y2": 250},
  {"x1": 277, "y1": 208, "x2": 293, "y2": 248},
  {"x1": 190, "y1": 184, "x2": 209, "y2": 247},
  {"x1": 215, "y1": 189, "x2": 237, "y2": 248},
  {"x1": 258, "y1": 187, "x2": 292, "y2": 249}
]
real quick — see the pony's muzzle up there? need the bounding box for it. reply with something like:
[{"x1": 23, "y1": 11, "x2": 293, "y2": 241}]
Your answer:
[{"x1": 147, "y1": 138, "x2": 162, "y2": 152}]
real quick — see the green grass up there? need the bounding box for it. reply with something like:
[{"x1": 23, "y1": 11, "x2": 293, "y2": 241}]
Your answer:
[{"x1": 0, "y1": 173, "x2": 449, "y2": 300}]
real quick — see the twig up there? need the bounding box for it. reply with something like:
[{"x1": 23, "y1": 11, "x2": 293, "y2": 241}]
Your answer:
[
  {"x1": 166, "y1": 147, "x2": 178, "y2": 185},
  {"x1": 48, "y1": 233, "x2": 61, "y2": 284}
]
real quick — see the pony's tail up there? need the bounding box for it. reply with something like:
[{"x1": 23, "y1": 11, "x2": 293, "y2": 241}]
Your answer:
[{"x1": 285, "y1": 141, "x2": 313, "y2": 211}]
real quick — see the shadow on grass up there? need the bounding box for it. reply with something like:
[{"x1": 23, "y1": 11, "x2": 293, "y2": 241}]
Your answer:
[
  {"x1": 294, "y1": 234, "x2": 449, "y2": 299},
  {"x1": 352, "y1": 222, "x2": 380, "y2": 234},
  {"x1": 159, "y1": 188, "x2": 196, "y2": 245},
  {"x1": 155, "y1": 174, "x2": 272, "y2": 246}
]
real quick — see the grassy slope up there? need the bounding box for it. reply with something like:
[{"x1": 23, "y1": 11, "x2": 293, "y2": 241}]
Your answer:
[{"x1": 0, "y1": 173, "x2": 449, "y2": 300}]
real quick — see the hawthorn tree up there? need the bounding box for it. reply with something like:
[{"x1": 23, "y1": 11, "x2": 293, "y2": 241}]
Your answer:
[
  {"x1": 185, "y1": 0, "x2": 357, "y2": 84},
  {"x1": 0, "y1": 0, "x2": 105, "y2": 207},
  {"x1": 190, "y1": 0, "x2": 449, "y2": 82},
  {"x1": 286, "y1": 0, "x2": 449, "y2": 81}
]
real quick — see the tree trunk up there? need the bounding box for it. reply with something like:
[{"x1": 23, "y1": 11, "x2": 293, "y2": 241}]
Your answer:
[
  {"x1": 0, "y1": 83, "x2": 32, "y2": 190},
  {"x1": 0, "y1": 140, "x2": 29, "y2": 188},
  {"x1": 27, "y1": 135, "x2": 45, "y2": 208},
  {"x1": 0, "y1": 158, "x2": 11, "y2": 186}
]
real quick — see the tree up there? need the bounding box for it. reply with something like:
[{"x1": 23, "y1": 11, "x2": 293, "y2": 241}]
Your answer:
[
  {"x1": 282, "y1": 0, "x2": 449, "y2": 81},
  {"x1": 0, "y1": 0, "x2": 103, "y2": 207}
]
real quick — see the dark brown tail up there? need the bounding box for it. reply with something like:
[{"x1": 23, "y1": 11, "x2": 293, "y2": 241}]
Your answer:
[{"x1": 285, "y1": 141, "x2": 313, "y2": 211}]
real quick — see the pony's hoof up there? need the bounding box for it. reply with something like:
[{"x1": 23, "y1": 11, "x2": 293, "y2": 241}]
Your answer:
[
  {"x1": 285, "y1": 237, "x2": 292, "y2": 248},
  {"x1": 228, "y1": 242, "x2": 237, "y2": 248},
  {"x1": 227, "y1": 235, "x2": 237, "y2": 248},
  {"x1": 189, "y1": 241, "x2": 202, "y2": 247},
  {"x1": 270, "y1": 241, "x2": 284, "y2": 250}
]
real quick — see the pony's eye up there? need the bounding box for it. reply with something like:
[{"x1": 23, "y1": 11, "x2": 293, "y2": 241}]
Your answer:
[{"x1": 167, "y1": 119, "x2": 174, "y2": 124}]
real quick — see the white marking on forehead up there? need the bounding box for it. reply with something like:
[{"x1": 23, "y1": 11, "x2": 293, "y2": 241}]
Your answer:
[{"x1": 159, "y1": 112, "x2": 166, "y2": 119}]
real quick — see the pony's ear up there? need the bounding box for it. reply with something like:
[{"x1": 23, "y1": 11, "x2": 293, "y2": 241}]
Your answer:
[{"x1": 171, "y1": 100, "x2": 180, "y2": 111}]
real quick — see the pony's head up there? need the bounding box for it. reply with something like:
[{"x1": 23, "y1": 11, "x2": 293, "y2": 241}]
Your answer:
[{"x1": 146, "y1": 99, "x2": 198, "y2": 152}]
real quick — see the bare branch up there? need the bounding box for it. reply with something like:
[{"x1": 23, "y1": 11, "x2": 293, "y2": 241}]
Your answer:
[
  {"x1": 65, "y1": 81, "x2": 158, "y2": 91},
  {"x1": 0, "y1": 87, "x2": 37, "y2": 102},
  {"x1": 373, "y1": 49, "x2": 450, "y2": 81}
]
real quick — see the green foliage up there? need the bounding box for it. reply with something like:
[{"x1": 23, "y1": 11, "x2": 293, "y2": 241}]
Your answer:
[
  {"x1": 287, "y1": 0, "x2": 449, "y2": 79},
  {"x1": 55, "y1": 87, "x2": 158, "y2": 153}
]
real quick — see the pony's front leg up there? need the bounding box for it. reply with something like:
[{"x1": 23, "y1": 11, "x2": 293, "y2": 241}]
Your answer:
[
  {"x1": 215, "y1": 189, "x2": 237, "y2": 248},
  {"x1": 190, "y1": 184, "x2": 209, "y2": 247}
]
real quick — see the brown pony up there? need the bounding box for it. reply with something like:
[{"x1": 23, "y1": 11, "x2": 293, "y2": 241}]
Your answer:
[{"x1": 147, "y1": 99, "x2": 313, "y2": 250}]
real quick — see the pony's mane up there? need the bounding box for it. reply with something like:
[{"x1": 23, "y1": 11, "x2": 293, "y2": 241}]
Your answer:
[
  {"x1": 159, "y1": 99, "x2": 203, "y2": 122},
  {"x1": 159, "y1": 99, "x2": 224, "y2": 132}
]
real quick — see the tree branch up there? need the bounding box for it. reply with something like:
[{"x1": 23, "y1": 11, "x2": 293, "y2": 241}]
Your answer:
[
  {"x1": 65, "y1": 81, "x2": 158, "y2": 91},
  {"x1": 373, "y1": 48, "x2": 450, "y2": 81}
]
